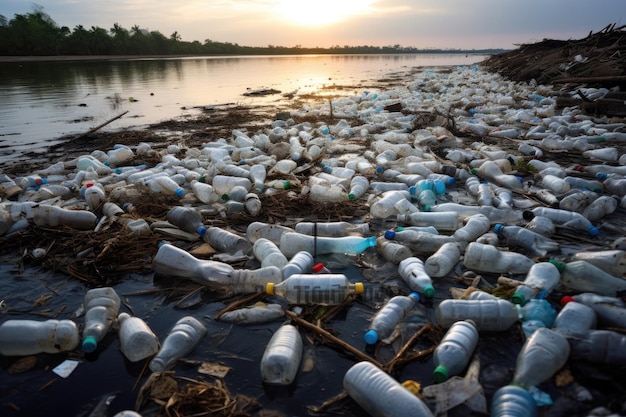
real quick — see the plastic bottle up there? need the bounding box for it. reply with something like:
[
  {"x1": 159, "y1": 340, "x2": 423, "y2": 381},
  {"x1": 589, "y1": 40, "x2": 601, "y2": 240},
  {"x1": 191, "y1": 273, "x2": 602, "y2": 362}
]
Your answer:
[
  {"x1": 348, "y1": 176, "x2": 369, "y2": 200},
  {"x1": 494, "y1": 224, "x2": 559, "y2": 257},
  {"x1": 397, "y1": 211, "x2": 460, "y2": 231},
  {"x1": 204, "y1": 226, "x2": 252, "y2": 254},
  {"x1": 571, "y1": 293, "x2": 626, "y2": 329},
  {"x1": 512, "y1": 327, "x2": 570, "y2": 389},
  {"x1": 436, "y1": 298, "x2": 521, "y2": 332},
  {"x1": 369, "y1": 190, "x2": 410, "y2": 219},
  {"x1": 260, "y1": 324, "x2": 303, "y2": 385},
  {"x1": 581, "y1": 195, "x2": 618, "y2": 221},
  {"x1": 82, "y1": 287, "x2": 121, "y2": 353},
  {"x1": 249, "y1": 164, "x2": 266, "y2": 192},
  {"x1": 32, "y1": 205, "x2": 98, "y2": 230},
  {"x1": 190, "y1": 179, "x2": 220, "y2": 203},
  {"x1": 245, "y1": 221, "x2": 294, "y2": 245},
  {"x1": 432, "y1": 319, "x2": 479, "y2": 383},
  {"x1": 563, "y1": 176, "x2": 604, "y2": 193},
  {"x1": 471, "y1": 160, "x2": 523, "y2": 190},
  {"x1": 571, "y1": 249, "x2": 626, "y2": 277},
  {"x1": 282, "y1": 251, "x2": 314, "y2": 278},
  {"x1": 278, "y1": 232, "x2": 377, "y2": 258},
  {"x1": 166, "y1": 206, "x2": 206, "y2": 237},
  {"x1": 477, "y1": 182, "x2": 493, "y2": 207},
  {"x1": 511, "y1": 262, "x2": 561, "y2": 305},
  {"x1": 520, "y1": 299, "x2": 557, "y2": 337},
  {"x1": 424, "y1": 242, "x2": 464, "y2": 278},
  {"x1": 117, "y1": 312, "x2": 160, "y2": 362},
  {"x1": 312, "y1": 262, "x2": 332, "y2": 274},
  {"x1": 343, "y1": 361, "x2": 435, "y2": 417},
  {"x1": 266, "y1": 274, "x2": 364, "y2": 305},
  {"x1": 524, "y1": 207, "x2": 598, "y2": 236},
  {"x1": 364, "y1": 292, "x2": 420, "y2": 344},
  {"x1": 0, "y1": 319, "x2": 79, "y2": 355},
  {"x1": 583, "y1": 147, "x2": 619, "y2": 162},
  {"x1": 429, "y1": 203, "x2": 524, "y2": 225},
  {"x1": 244, "y1": 193, "x2": 262, "y2": 216},
  {"x1": 385, "y1": 229, "x2": 456, "y2": 256},
  {"x1": 83, "y1": 183, "x2": 106, "y2": 212},
  {"x1": 411, "y1": 179, "x2": 437, "y2": 211},
  {"x1": 212, "y1": 175, "x2": 252, "y2": 198},
  {"x1": 551, "y1": 260, "x2": 626, "y2": 296},
  {"x1": 452, "y1": 213, "x2": 490, "y2": 243},
  {"x1": 145, "y1": 176, "x2": 184, "y2": 197},
  {"x1": 601, "y1": 175, "x2": 626, "y2": 196},
  {"x1": 463, "y1": 242, "x2": 534, "y2": 274},
  {"x1": 553, "y1": 298, "x2": 597, "y2": 336},
  {"x1": 149, "y1": 316, "x2": 207, "y2": 373},
  {"x1": 153, "y1": 243, "x2": 282, "y2": 294},
  {"x1": 294, "y1": 221, "x2": 370, "y2": 237},
  {"x1": 568, "y1": 329, "x2": 626, "y2": 365},
  {"x1": 525, "y1": 215, "x2": 555, "y2": 236},
  {"x1": 398, "y1": 257, "x2": 435, "y2": 297},
  {"x1": 375, "y1": 236, "x2": 412, "y2": 264},
  {"x1": 253, "y1": 238, "x2": 288, "y2": 269},
  {"x1": 490, "y1": 385, "x2": 537, "y2": 417},
  {"x1": 540, "y1": 174, "x2": 570, "y2": 194}
]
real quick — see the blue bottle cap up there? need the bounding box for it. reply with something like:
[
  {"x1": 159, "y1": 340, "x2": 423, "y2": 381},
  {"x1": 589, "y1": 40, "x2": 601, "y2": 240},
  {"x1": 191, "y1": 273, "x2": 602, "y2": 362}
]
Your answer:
[
  {"x1": 364, "y1": 330, "x2": 379, "y2": 345},
  {"x1": 384, "y1": 230, "x2": 396, "y2": 240},
  {"x1": 197, "y1": 226, "x2": 207, "y2": 237},
  {"x1": 422, "y1": 204, "x2": 431, "y2": 212},
  {"x1": 596, "y1": 172, "x2": 609, "y2": 181},
  {"x1": 445, "y1": 177, "x2": 456, "y2": 186},
  {"x1": 493, "y1": 223, "x2": 503, "y2": 234},
  {"x1": 587, "y1": 226, "x2": 599, "y2": 237},
  {"x1": 175, "y1": 188, "x2": 185, "y2": 198},
  {"x1": 408, "y1": 292, "x2": 420, "y2": 302},
  {"x1": 82, "y1": 336, "x2": 97, "y2": 353},
  {"x1": 376, "y1": 166, "x2": 384, "y2": 174}
]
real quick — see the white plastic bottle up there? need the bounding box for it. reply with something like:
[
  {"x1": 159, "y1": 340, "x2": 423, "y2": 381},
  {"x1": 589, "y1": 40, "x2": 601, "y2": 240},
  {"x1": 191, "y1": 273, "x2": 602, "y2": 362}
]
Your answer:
[
  {"x1": 568, "y1": 329, "x2": 626, "y2": 365},
  {"x1": 525, "y1": 215, "x2": 556, "y2": 236},
  {"x1": 512, "y1": 327, "x2": 570, "y2": 389},
  {"x1": 375, "y1": 236, "x2": 412, "y2": 264},
  {"x1": 244, "y1": 192, "x2": 262, "y2": 216},
  {"x1": 364, "y1": 292, "x2": 420, "y2": 344},
  {"x1": 490, "y1": 385, "x2": 538, "y2": 417},
  {"x1": 32, "y1": 205, "x2": 98, "y2": 230},
  {"x1": 0, "y1": 319, "x2": 79, "y2": 356},
  {"x1": 294, "y1": 221, "x2": 370, "y2": 237},
  {"x1": 82, "y1": 287, "x2": 121, "y2": 353},
  {"x1": 204, "y1": 226, "x2": 252, "y2": 254},
  {"x1": 397, "y1": 211, "x2": 460, "y2": 231},
  {"x1": 432, "y1": 319, "x2": 479, "y2": 383},
  {"x1": 551, "y1": 260, "x2": 626, "y2": 296},
  {"x1": 278, "y1": 232, "x2": 377, "y2": 258},
  {"x1": 571, "y1": 293, "x2": 626, "y2": 328},
  {"x1": 511, "y1": 262, "x2": 561, "y2": 305},
  {"x1": 540, "y1": 174, "x2": 570, "y2": 194},
  {"x1": 424, "y1": 242, "x2": 464, "y2": 278},
  {"x1": 282, "y1": 251, "x2": 314, "y2": 279},
  {"x1": 398, "y1": 257, "x2": 435, "y2": 298},
  {"x1": 265, "y1": 274, "x2": 364, "y2": 305},
  {"x1": 149, "y1": 316, "x2": 207, "y2": 373},
  {"x1": 83, "y1": 183, "x2": 106, "y2": 212},
  {"x1": 348, "y1": 176, "x2": 369, "y2": 200},
  {"x1": 118, "y1": 312, "x2": 160, "y2": 362},
  {"x1": 166, "y1": 206, "x2": 207, "y2": 237},
  {"x1": 145, "y1": 176, "x2": 184, "y2": 197},
  {"x1": 581, "y1": 195, "x2": 618, "y2": 221},
  {"x1": 493, "y1": 224, "x2": 559, "y2": 257},
  {"x1": 253, "y1": 238, "x2": 289, "y2": 269},
  {"x1": 245, "y1": 221, "x2": 294, "y2": 244},
  {"x1": 343, "y1": 361, "x2": 435, "y2": 417},
  {"x1": 190, "y1": 179, "x2": 220, "y2": 204},
  {"x1": 370, "y1": 190, "x2": 410, "y2": 219},
  {"x1": 553, "y1": 298, "x2": 597, "y2": 336},
  {"x1": 452, "y1": 213, "x2": 490, "y2": 242},
  {"x1": 471, "y1": 160, "x2": 523, "y2": 190},
  {"x1": 436, "y1": 298, "x2": 521, "y2": 332},
  {"x1": 260, "y1": 324, "x2": 303, "y2": 385},
  {"x1": 463, "y1": 242, "x2": 534, "y2": 274},
  {"x1": 525, "y1": 207, "x2": 599, "y2": 236},
  {"x1": 212, "y1": 175, "x2": 252, "y2": 198},
  {"x1": 249, "y1": 164, "x2": 267, "y2": 192},
  {"x1": 384, "y1": 229, "x2": 456, "y2": 255},
  {"x1": 571, "y1": 249, "x2": 626, "y2": 277}
]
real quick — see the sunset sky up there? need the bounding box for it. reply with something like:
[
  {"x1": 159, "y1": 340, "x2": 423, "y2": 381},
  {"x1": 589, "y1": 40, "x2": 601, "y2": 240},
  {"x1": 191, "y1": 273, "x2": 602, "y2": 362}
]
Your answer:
[{"x1": 1, "y1": 0, "x2": 623, "y2": 49}]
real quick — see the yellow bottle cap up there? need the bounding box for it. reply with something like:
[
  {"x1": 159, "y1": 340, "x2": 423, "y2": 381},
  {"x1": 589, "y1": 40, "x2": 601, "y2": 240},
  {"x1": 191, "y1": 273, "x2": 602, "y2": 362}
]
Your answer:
[
  {"x1": 266, "y1": 282, "x2": 275, "y2": 295},
  {"x1": 354, "y1": 282, "x2": 364, "y2": 294},
  {"x1": 401, "y1": 380, "x2": 422, "y2": 397}
]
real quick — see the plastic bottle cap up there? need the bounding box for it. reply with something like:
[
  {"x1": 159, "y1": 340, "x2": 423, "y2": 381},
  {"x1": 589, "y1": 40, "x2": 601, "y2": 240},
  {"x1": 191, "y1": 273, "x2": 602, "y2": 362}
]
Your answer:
[
  {"x1": 197, "y1": 226, "x2": 207, "y2": 237},
  {"x1": 376, "y1": 166, "x2": 384, "y2": 174},
  {"x1": 548, "y1": 259, "x2": 566, "y2": 273},
  {"x1": 445, "y1": 178, "x2": 456, "y2": 186},
  {"x1": 364, "y1": 329, "x2": 379, "y2": 345},
  {"x1": 384, "y1": 230, "x2": 396, "y2": 240},
  {"x1": 312, "y1": 263, "x2": 327, "y2": 273},
  {"x1": 199, "y1": 176, "x2": 207, "y2": 183},
  {"x1": 522, "y1": 210, "x2": 535, "y2": 220},
  {"x1": 596, "y1": 173, "x2": 609, "y2": 181},
  {"x1": 282, "y1": 181, "x2": 291, "y2": 189},
  {"x1": 401, "y1": 380, "x2": 421, "y2": 395},
  {"x1": 433, "y1": 365, "x2": 449, "y2": 383},
  {"x1": 423, "y1": 285, "x2": 435, "y2": 298},
  {"x1": 348, "y1": 193, "x2": 356, "y2": 200},
  {"x1": 493, "y1": 224, "x2": 503, "y2": 234},
  {"x1": 470, "y1": 168, "x2": 478, "y2": 175},
  {"x1": 266, "y1": 282, "x2": 275, "y2": 295},
  {"x1": 408, "y1": 292, "x2": 420, "y2": 302},
  {"x1": 587, "y1": 226, "x2": 599, "y2": 237},
  {"x1": 560, "y1": 295, "x2": 576, "y2": 306},
  {"x1": 221, "y1": 194, "x2": 229, "y2": 201},
  {"x1": 82, "y1": 336, "x2": 98, "y2": 353},
  {"x1": 354, "y1": 282, "x2": 364, "y2": 294},
  {"x1": 511, "y1": 292, "x2": 525, "y2": 305},
  {"x1": 422, "y1": 204, "x2": 431, "y2": 212},
  {"x1": 175, "y1": 188, "x2": 184, "y2": 198}
]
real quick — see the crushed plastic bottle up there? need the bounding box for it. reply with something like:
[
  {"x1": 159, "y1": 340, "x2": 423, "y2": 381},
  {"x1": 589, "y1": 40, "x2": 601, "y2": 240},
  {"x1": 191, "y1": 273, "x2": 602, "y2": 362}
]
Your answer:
[
  {"x1": 149, "y1": 316, "x2": 207, "y2": 373},
  {"x1": 364, "y1": 292, "x2": 420, "y2": 344},
  {"x1": 512, "y1": 327, "x2": 570, "y2": 389}
]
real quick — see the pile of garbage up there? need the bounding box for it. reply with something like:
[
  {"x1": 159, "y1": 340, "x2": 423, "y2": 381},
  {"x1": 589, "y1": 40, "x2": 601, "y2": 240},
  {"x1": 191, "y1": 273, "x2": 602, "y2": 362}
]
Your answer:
[{"x1": 1, "y1": 61, "x2": 626, "y2": 417}]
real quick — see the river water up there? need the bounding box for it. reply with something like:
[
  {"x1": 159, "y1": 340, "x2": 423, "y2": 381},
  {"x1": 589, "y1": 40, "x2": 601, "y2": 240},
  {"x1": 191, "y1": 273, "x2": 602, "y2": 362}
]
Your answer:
[{"x1": 0, "y1": 54, "x2": 486, "y2": 164}]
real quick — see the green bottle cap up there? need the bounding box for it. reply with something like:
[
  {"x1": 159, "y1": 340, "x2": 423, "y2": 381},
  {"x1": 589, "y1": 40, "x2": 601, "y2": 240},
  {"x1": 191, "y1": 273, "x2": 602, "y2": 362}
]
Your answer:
[
  {"x1": 82, "y1": 336, "x2": 97, "y2": 353},
  {"x1": 433, "y1": 365, "x2": 449, "y2": 383},
  {"x1": 424, "y1": 285, "x2": 435, "y2": 298}
]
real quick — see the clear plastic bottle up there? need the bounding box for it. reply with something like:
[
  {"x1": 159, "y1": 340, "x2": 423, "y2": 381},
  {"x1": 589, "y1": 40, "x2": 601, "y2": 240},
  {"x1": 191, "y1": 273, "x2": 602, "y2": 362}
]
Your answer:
[
  {"x1": 253, "y1": 238, "x2": 288, "y2": 269},
  {"x1": 153, "y1": 243, "x2": 282, "y2": 294},
  {"x1": 0, "y1": 319, "x2": 79, "y2": 355},
  {"x1": 83, "y1": 183, "x2": 106, "y2": 212},
  {"x1": 343, "y1": 361, "x2": 435, "y2": 417},
  {"x1": 551, "y1": 260, "x2": 626, "y2": 296},
  {"x1": 571, "y1": 249, "x2": 626, "y2": 277},
  {"x1": 249, "y1": 164, "x2": 267, "y2": 192},
  {"x1": 541, "y1": 174, "x2": 570, "y2": 194},
  {"x1": 494, "y1": 224, "x2": 559, "y2": 257},
  {"x1": 424, "y1": 242, "x2": 464, "y2": 278},
  {"x1": 511, "y1": 262, "x2": 561, "y2": 305},
  {"x1": 463, "y1": 242, "x2": 534, "y2": 274},
  {"x1": 490, "y1": 385, "x2": 537, "y2": 417},
  {"x1": 32, "y1": 205, "x2": 98, "y2": 230},
  {"x1": 278, "y1": 232, "x2": 377, "y2": 258},
  {"x1": 571, "y1": 293, "x2": 626, "y2": 329},
  {"x1": 82, "y1": 287, "x2": 121, "y2": 353},
  {"x1": 512, "y1": 327, "x2": 570, "y2": 389},
  {"x1": 369, "y1": 190, "x2": 411, "y2": 219},
  {"x1": 429, "y1": 203, "x2": 524, "y2": 225},
  {"x1": 245, "y1": 221, "x2": 294, "y2": 245},
  {"x1": 525, "y1": 207, "x2": 598, "y2": 236},
  {"x1": 397, "y1": 211, "x2": 460, "y2": 231},
  {"x1": 471, "y1": 160, "x2": 524, "y2": 190},
  {"x1": 477, "y1": 182, "x2": 493, "y2": 207},
  {"x1": 582, "y1": 195, "x2": 619, "y2": 221},
  {"x1": 520, "y1": 299, "x2": 557, "y2": 337},
  {"x1": 294, "y1": 221, "x2": 370, "y2": 237},
  {"x1": 260, "y1": 324, "x2": 303, "y2": 385},
  {"x1": 117, "y1": 312, "x2": 160, "y2": 362},
  {"x1": 244, "y1": 192, "x2": 262, "y2": 216},
  {"x1": 149, "y1": 316, "x2": 207, "y2": 373},
  {"x1": 398, "y1": 257, "x2": 435, "y2": 297},
  {"x1": 190, "y1": 179, "x2": 220, "y2": 204},
  {"x1": 166, "y1": 206, "x2": 207, "y2": 237},
  {"x1": 568, "y1": 329, "x2": 626, "y2": 365},
  {"x1": 265, "y1": 274, "x2": 364, "y2": 305},
  {"x1": 432, "y1": 319, "x2": 479, "y2": 383},
  {"x1": 375, "y1": 236, "x2": 412, "y2": 264},
  {"x1": 348, "y1": 176, "x2": 369, "y2": 200},
  {"x1": 204, "y1": 226, "x2": 252, "y2": 254},
  {"x1": 553, "y1": 298, "x2": 597, "y2": 336},
  {"x1": 525, "y1": 215, "x2": 555, "y2": 236},
  {"x1": 385, "y1": 229, "x2": 456, "y2": 255},
  {"x1": 453, "y1": 213, "x2": 490, "y2": 243},
  {"x1": 145, "y1": 176, "x2": 184, "y2": 197},
  {"x1": 364, "y1": 292, "x2": 420, "y2": 344},
  {"x1": 212, "y1": 175, "x2": 252, "y2": 198},
  {"x1": 436, "y1": 298, "x2": 521, "y2": 332},
  {"x1": 282, "y1": 251, "x2": 314, "y2": 278}
]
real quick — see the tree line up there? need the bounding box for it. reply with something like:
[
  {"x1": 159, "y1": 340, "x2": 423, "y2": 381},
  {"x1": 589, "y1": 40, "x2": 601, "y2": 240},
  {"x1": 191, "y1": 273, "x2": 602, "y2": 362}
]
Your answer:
[{"x1": 0, "y1": 6, "x2": 505, "y2": 57}]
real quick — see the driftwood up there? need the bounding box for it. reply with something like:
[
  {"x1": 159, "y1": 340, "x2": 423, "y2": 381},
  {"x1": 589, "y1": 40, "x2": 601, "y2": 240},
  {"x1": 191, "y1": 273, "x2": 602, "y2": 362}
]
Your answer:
[{"x1": 75, "y1": 110, "x2": 129, "y2": 140}]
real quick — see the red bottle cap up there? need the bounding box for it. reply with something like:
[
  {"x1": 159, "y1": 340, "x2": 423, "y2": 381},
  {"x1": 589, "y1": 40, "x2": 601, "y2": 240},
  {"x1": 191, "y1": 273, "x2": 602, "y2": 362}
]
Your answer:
[{"x1": 560, "y1": 295, "x2": 576, "y2": 306}]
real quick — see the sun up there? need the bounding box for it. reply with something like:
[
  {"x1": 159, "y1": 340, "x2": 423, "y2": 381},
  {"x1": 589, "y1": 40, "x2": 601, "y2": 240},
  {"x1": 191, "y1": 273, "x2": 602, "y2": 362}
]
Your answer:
[{"x1": 273, "y1": 0, "x2": 377, "y2": 27}]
